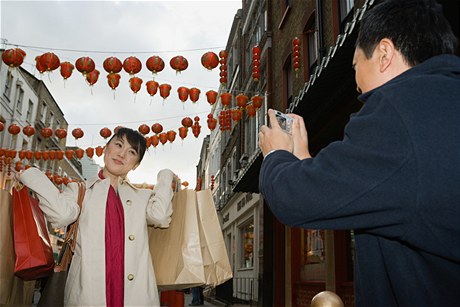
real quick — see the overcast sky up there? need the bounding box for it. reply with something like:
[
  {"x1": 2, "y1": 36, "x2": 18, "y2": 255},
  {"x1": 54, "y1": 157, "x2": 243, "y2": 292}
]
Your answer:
[{"x1": 1, "y1": 0, "x2": 241, "y2": 187}]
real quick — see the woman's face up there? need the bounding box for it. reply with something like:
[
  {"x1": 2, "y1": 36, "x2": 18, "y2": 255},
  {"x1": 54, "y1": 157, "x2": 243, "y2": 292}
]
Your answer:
[{"x1": 103, "y1": 135, "x2": 140, "y2": 178}]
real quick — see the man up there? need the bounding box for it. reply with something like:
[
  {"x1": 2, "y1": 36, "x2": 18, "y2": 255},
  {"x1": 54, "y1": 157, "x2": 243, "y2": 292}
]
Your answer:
[{"x1": 258, "y1": 0, "x2": 460, "y2": 306}]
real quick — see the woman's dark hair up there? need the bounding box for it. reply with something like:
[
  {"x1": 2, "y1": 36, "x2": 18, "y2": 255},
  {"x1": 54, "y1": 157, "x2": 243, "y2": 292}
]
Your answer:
[
  {"x1": 356, "y1": 0, "x2": 457, "y2": 66},
  {"x1": 107, "y1": 127, "x2": 147, "y2": 163}
]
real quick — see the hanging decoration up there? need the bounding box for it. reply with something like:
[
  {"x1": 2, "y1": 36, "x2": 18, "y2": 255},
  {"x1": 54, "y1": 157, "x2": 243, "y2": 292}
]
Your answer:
[
  {"x1": 39, "y1": 52, "x2": 60, "y2": 72},
  {"x1": 246, "y1": 103, "x2": 257, "y2": 117},
  {"x1": 210, "y1": 175, "x2": 215, "y2": 190},
  {"x1": 207, "y1": 114, "x2": 217, "y2": 131},
  {"x1": 8, "y1": 124, "x2": 20, "y2": 135},
  {"x1": 177, "y1": 86, "x2": 189, "y2": 103},
  {"x1": 220, "y1": 92, "x2": 232, "y2": 108},
  {"x1": 107, "y1": 73, "x2": 121, "y2": 92},
  {"x1": 72, "y1": 128, "x2": 84, "y2": 140},
  {"x1": 0, "y1": 122, "x2": 4, "y2": 132},
  {"x1": 192, "y1": 116, "x2": 201, "y2": 138},
  {"x1": 123, "y1": 56, "x2": 142, "y2": 75},
  {"x1": 22, "y1": 125, "x2": 35, "y2": 137},
  {"x1": 75, "y1": 56, "x2": 96, "y2": 76},
  {"x1": 167, "y1": 130, "x2": 176, "y2": 143},
  {"x1": 40, "y1": 127, "x2": 53, "y2": 138},
  {"x1": 75, "y1": 148, "x2": 85, "y2": 159},
  {"x1": 169, "y1": 55, "x2": 188, "y2": 73},
  {"x1": 201, "y1": 51, "x2": 219, "y2": 70},
  {"x1": 189, "y1": 88, "x2": 200, "y2": 103},
  {"x1": 65, "y1": 149, "x2": 74, "y2": 160},
  {"x1": 103, "y1": 56, "x2": 123, "y2": 74},
  {"x1": 146, "y1": 80, "x2": 159, "y2": 97},
  {"x1": 99, "y1": 127, "x2": 112, "y2": 139},
  {"x1": 159, "y1": 132, "x2": 168, "y2": 145},
  {"x1": 251, "y1": 95, "x2": 263, "y2": 109},
  {"x1": 231, "y1": 109, "x2": 243, "y2": 121},
  {"x1": 150, "y1": 135, "x2": 159, "y2": 148},
  {"x1": 218, "y1": 110, "x2": 231, "y2": 131},
  {"x1": 151, "y1": 123, "x2": 163, "y2": 134},
  {"x1": 138, "y1": 124, "x2": 150, "y2": 135},
  {"x1": 54, "y1": 128, "x2": 67, "y2": 139},
  {"x1": 219, "y1": 50, "x2": 228, "y2": 85},
  {"x1": 146, "y1": 55, "x2": 165, "y2": 74},
  {"x1": 159, "y1": 83, "x2": 172, "y2": 101},
  {"x1": 206, "y1": 90, "x2": 218, "y2": 105},
  {"x1": 252, "y1": 45, "x2": 261, "y2": 82},
  {"x1": 2, "y1": 48, "x2": 26, "y2": 69},
  {"x1": 35, "y1": 55, "x2": 46, "y2": 74},
  {"x1": 86, "y1": 69, "x2": 100, "y2": 92},
  {"x1": 129, "y1": 76, "x2": 143, "y2": 95},
  {"x1": 95, "y1": 145, "x2": 104, "y2": 157},
  {"x1": 292, "y1": 37, "x2": 301, "y2": 77},
  {"x1": 236, "y1": 93, "x2": 249, "y2": 109},
  {"x1": 178, "y1": 126, "x2": 188, "y2": 140},
  {"x1": 85, "y1": 147, "x2": 94, "y2": 158},
  {"x1": 60, "y1": 61, "x2": 75, "y2": 81},
  {"x1": 181, "y1": 117, "x2": 193, "y2": 128}
]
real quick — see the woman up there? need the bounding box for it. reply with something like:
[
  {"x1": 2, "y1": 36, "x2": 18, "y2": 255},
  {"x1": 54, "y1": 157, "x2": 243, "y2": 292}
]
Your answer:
[{"x1": 19, "y1": 127, "x2": 175, "y2": 306}]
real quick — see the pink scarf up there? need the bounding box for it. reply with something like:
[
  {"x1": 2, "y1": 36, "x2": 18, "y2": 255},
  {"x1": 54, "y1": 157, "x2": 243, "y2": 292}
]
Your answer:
[{"x1": 99, "y1": 171, "x2": 125, "y2": 306}]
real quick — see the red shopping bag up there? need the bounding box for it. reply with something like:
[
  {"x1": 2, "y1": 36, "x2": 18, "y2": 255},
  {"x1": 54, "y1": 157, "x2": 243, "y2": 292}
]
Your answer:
[{"x1": 12, "y1": 185, "x2": 54, "y2": 280}]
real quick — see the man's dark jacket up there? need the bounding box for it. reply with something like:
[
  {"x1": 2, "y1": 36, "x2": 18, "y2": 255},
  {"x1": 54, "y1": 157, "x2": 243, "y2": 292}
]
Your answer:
[{"x1": 259, "y1": 54, "x2": 460, "y2": 307}]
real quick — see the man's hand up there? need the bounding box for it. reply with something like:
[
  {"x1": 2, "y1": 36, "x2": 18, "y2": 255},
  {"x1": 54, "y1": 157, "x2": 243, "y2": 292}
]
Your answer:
[
  {"x1": 288, "y1": 113, "x2": 311, "y2": 159},
  {"x1": 258, "y1": 109, "x2": 293, "y2": 157}
]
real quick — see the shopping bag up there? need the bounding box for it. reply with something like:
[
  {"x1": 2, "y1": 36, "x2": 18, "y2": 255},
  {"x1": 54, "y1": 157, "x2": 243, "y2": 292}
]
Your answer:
[
  {"x1": 12, "y1": 185, "x2": 54, "y2": 281},
  {"x1": 149, "y1": 189, "x2": 206, "y2": 290},
  {"x1": 196, "y1": 189, "x2": 233, "y2": 287},
  {"x1": 0, "y1": 187, "x2": 35, "y2": 306},
  {"x1": 37, "y1": 182, "x2": 85, "y2": 307}
]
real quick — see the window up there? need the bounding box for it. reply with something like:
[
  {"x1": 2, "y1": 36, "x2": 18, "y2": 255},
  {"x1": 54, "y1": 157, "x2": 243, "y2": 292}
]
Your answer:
[
  {"x1": 306, "y1": 24, "x2": 318, "y2": 69},
  {"x1": 284, "y1": 57, "x2": 294, "y2": 108},
  {"x1": 40, "y1": 101, "x2": 47, "y2": 123},
  {"x1": 26, "y1": 100, "x2": 34, "y2": 122},
  {"x1": 240, "y1": 221, "x2": 254, "y2": 269},
  {"x1": 16, "y1": 87, "x2": 24, "y2": 112},
  {"x1": 301, "y1": 229, "x2": 326, "y2": 281},
  {"x1": 339, "y1": 0, "x2": 355, "y2": 22},
  {"x1": 48, "y1": 112, "x2": 54, "y2": 128},
  {"x1": 3, "y1": 71, "x2": 13, "y2": 99}
]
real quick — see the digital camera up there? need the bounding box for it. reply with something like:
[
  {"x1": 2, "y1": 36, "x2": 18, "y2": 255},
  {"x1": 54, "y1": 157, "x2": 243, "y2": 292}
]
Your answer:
[{"x1": 272, "y1": 110, "x2": 293, "y2": 134}]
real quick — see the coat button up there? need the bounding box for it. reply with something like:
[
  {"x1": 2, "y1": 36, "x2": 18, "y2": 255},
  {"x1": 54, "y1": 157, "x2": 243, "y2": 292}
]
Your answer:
[
  {"x1": 126, "y1": 200, "x2": 132, "y2": 206},
  {"x1": 129, "y1": 235, "x2": 135, "y2": 241},
  {"x1": 127, "y1": 274, "x2": 134, "y2": 281}
]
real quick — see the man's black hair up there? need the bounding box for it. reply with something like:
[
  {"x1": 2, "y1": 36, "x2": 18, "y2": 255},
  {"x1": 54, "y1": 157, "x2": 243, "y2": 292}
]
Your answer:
[
  {"x1": 107, "y1": 127, "x2": 147, "y2": 163},
  {"x1": 356, "y1": 0, "x2": 457, "y2": 66}
]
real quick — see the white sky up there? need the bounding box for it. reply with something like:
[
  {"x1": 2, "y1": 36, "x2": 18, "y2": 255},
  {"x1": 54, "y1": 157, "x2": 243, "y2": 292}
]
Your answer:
[{"x1": 1, "y1": 0, "x2": 241, "y2": 187}]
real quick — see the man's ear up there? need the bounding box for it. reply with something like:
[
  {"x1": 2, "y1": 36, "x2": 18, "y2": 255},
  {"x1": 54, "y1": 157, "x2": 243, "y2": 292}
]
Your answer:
[{"x1": 377, "y1": 38, "x2": 395, "y2": 73}]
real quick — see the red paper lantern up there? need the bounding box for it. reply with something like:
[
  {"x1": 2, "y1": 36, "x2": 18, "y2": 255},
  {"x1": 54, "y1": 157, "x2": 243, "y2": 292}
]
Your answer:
[
  {"x1": 65, "y1": 149, "x2": 74, "y2": 160},
  {"x1": 39, "y1": 52, "x2": 60, "y2": 72},
  {"x1": 72, "y1": 128, "x2": 84, "y2": 140},
  {"x1": 15, "y1": 161, "x2": 23, "y2": 172},
  {"x1": 292, "y1": 37, "x2": 301, "y2": 76},
  {"x1": 48, "y1": 150, "x2": 56, "y2": 160},
  {"x1": 95, "y1": 146, "x2": 104, "y2": 157},
  {"x1": 178, "y1": 126, "x2": 188, "y2": 140},
  {"x1": 146, "y1": 80, "x2": 159, "y2": 96},
  {"x1": 123, "y1": 56, "x2": 142, "y2": 75},
  {"x1": 40, "y1": 127, "x2": 53, "y2": 138},
  {"x1": 207, "y1": 114, "x2": 217, "y2": 131},
  {"x1": 251, "y1": 95, "x2": 263, "y2": 109},
  {"x1": 54, "y1": 128, "x2": 67, "y2": 139},
  {"x1": 181, "y1": 117, "x2": 193, "y2": 128},
  {"x1": 167, "y1": 130, "x2": 176, "y2": 143},
  {"x1": 169, "y1": 56, "x2": 188, "y2": 73},
  {"x1": 192, "y1": 122, "x2": 201, "y2": 138},
  {"x1": 33, "y1": 151, "x2": 42, "y2": 160},
  {"x1": 22, "y1": 125, "x2": 35, "y2": 137},
  {"x1": 2, "y1": 48, "x2": 26, "y2": 68},
  {"x1": 159, "y1": 133, "x2": 168, "y2": 145},
  {"x1": 18, "y1": 150, "x2": 27, "y2": 160},
  {"x1": 129, "y1": 77, "x2": 143, "y2": 94},
  {"x1": 35, "y1": 55, "x2": 46, "y2": 74},
  {"x1": 85, "y1": 147, "x2": 94, "y2": 158},
  {"x1": 100, "y1": 127, "x2": 112, "y2": 139},
  {"x1": 75, "y1": 57, "x2": 96, "y2": 76},
  {"x1": 150, "y1": 135, "x2": 159, "y2": 148},
  {"x1": 60, "y1": 61, "x2": 74, "y2": 80},
  {"x1": 231, "y1": 109, "x2": 243, "y2": 121},
  {"x1": 189, "y1": 88, "x2": 200, "y2": 103},
  {"x1": 177, "y1": 87, "x2": 189, "y2": 102},
  {"x1": 107, "y1": 73, "x2": 121, "y2": 90},
  {"x1": 56, "y1": 150, "x2": 64, "y2": 161},
  {"x1": 8, "y1": 124, "x2": 21, "y2": 135},
  {"x1": 236, "y1": 94, "x2": 249, "y2": 109},
  {"x1": 246, "y1": 103, "x2": 257, "y2": 117},
  {"x1": 138, "y1": 124, "x2": 150, "y2": 135},
  {"x1": 103, "y1": 56, "x2": 123, "y2": 74},
  {"x1": 159, "y1": 84, "x2": 172, "y2": 100},
  {"x1": 146, "y1": 56, "x2": 165, "y2": 74},
  {"x1": 25, "y1": 150, "x2": 33, "y2": 160},
  {"x1": 220, "y1": 92, "x2": 232, "y2": 108},
  {"x1": 151, "y1": 123, "x2": 163, "y2": 134},
  {"x1": 201, "y1": 52, "x2": 219, "y2": 70},
  {"x1": 0, "y1": 122, "x2": 4, "y2": 132},
  {"x1": 219, "y1": 50, "x2": 228, "y2": 85},
  {"x1": 42, "y1": 151, "x2": 50, "y2": 161},
  {"x1": 206, "y1": 90, "x2": 218, "y2": 105},
  {"x1": 75, "y1": 148, "x2": 84, "y2": 159},
  {"x1": 86, "y1": 69, "x2": 100, "y2": 86},
  {"x1": 252, "y1": 45, "x2": 261, "y2": 82}
]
